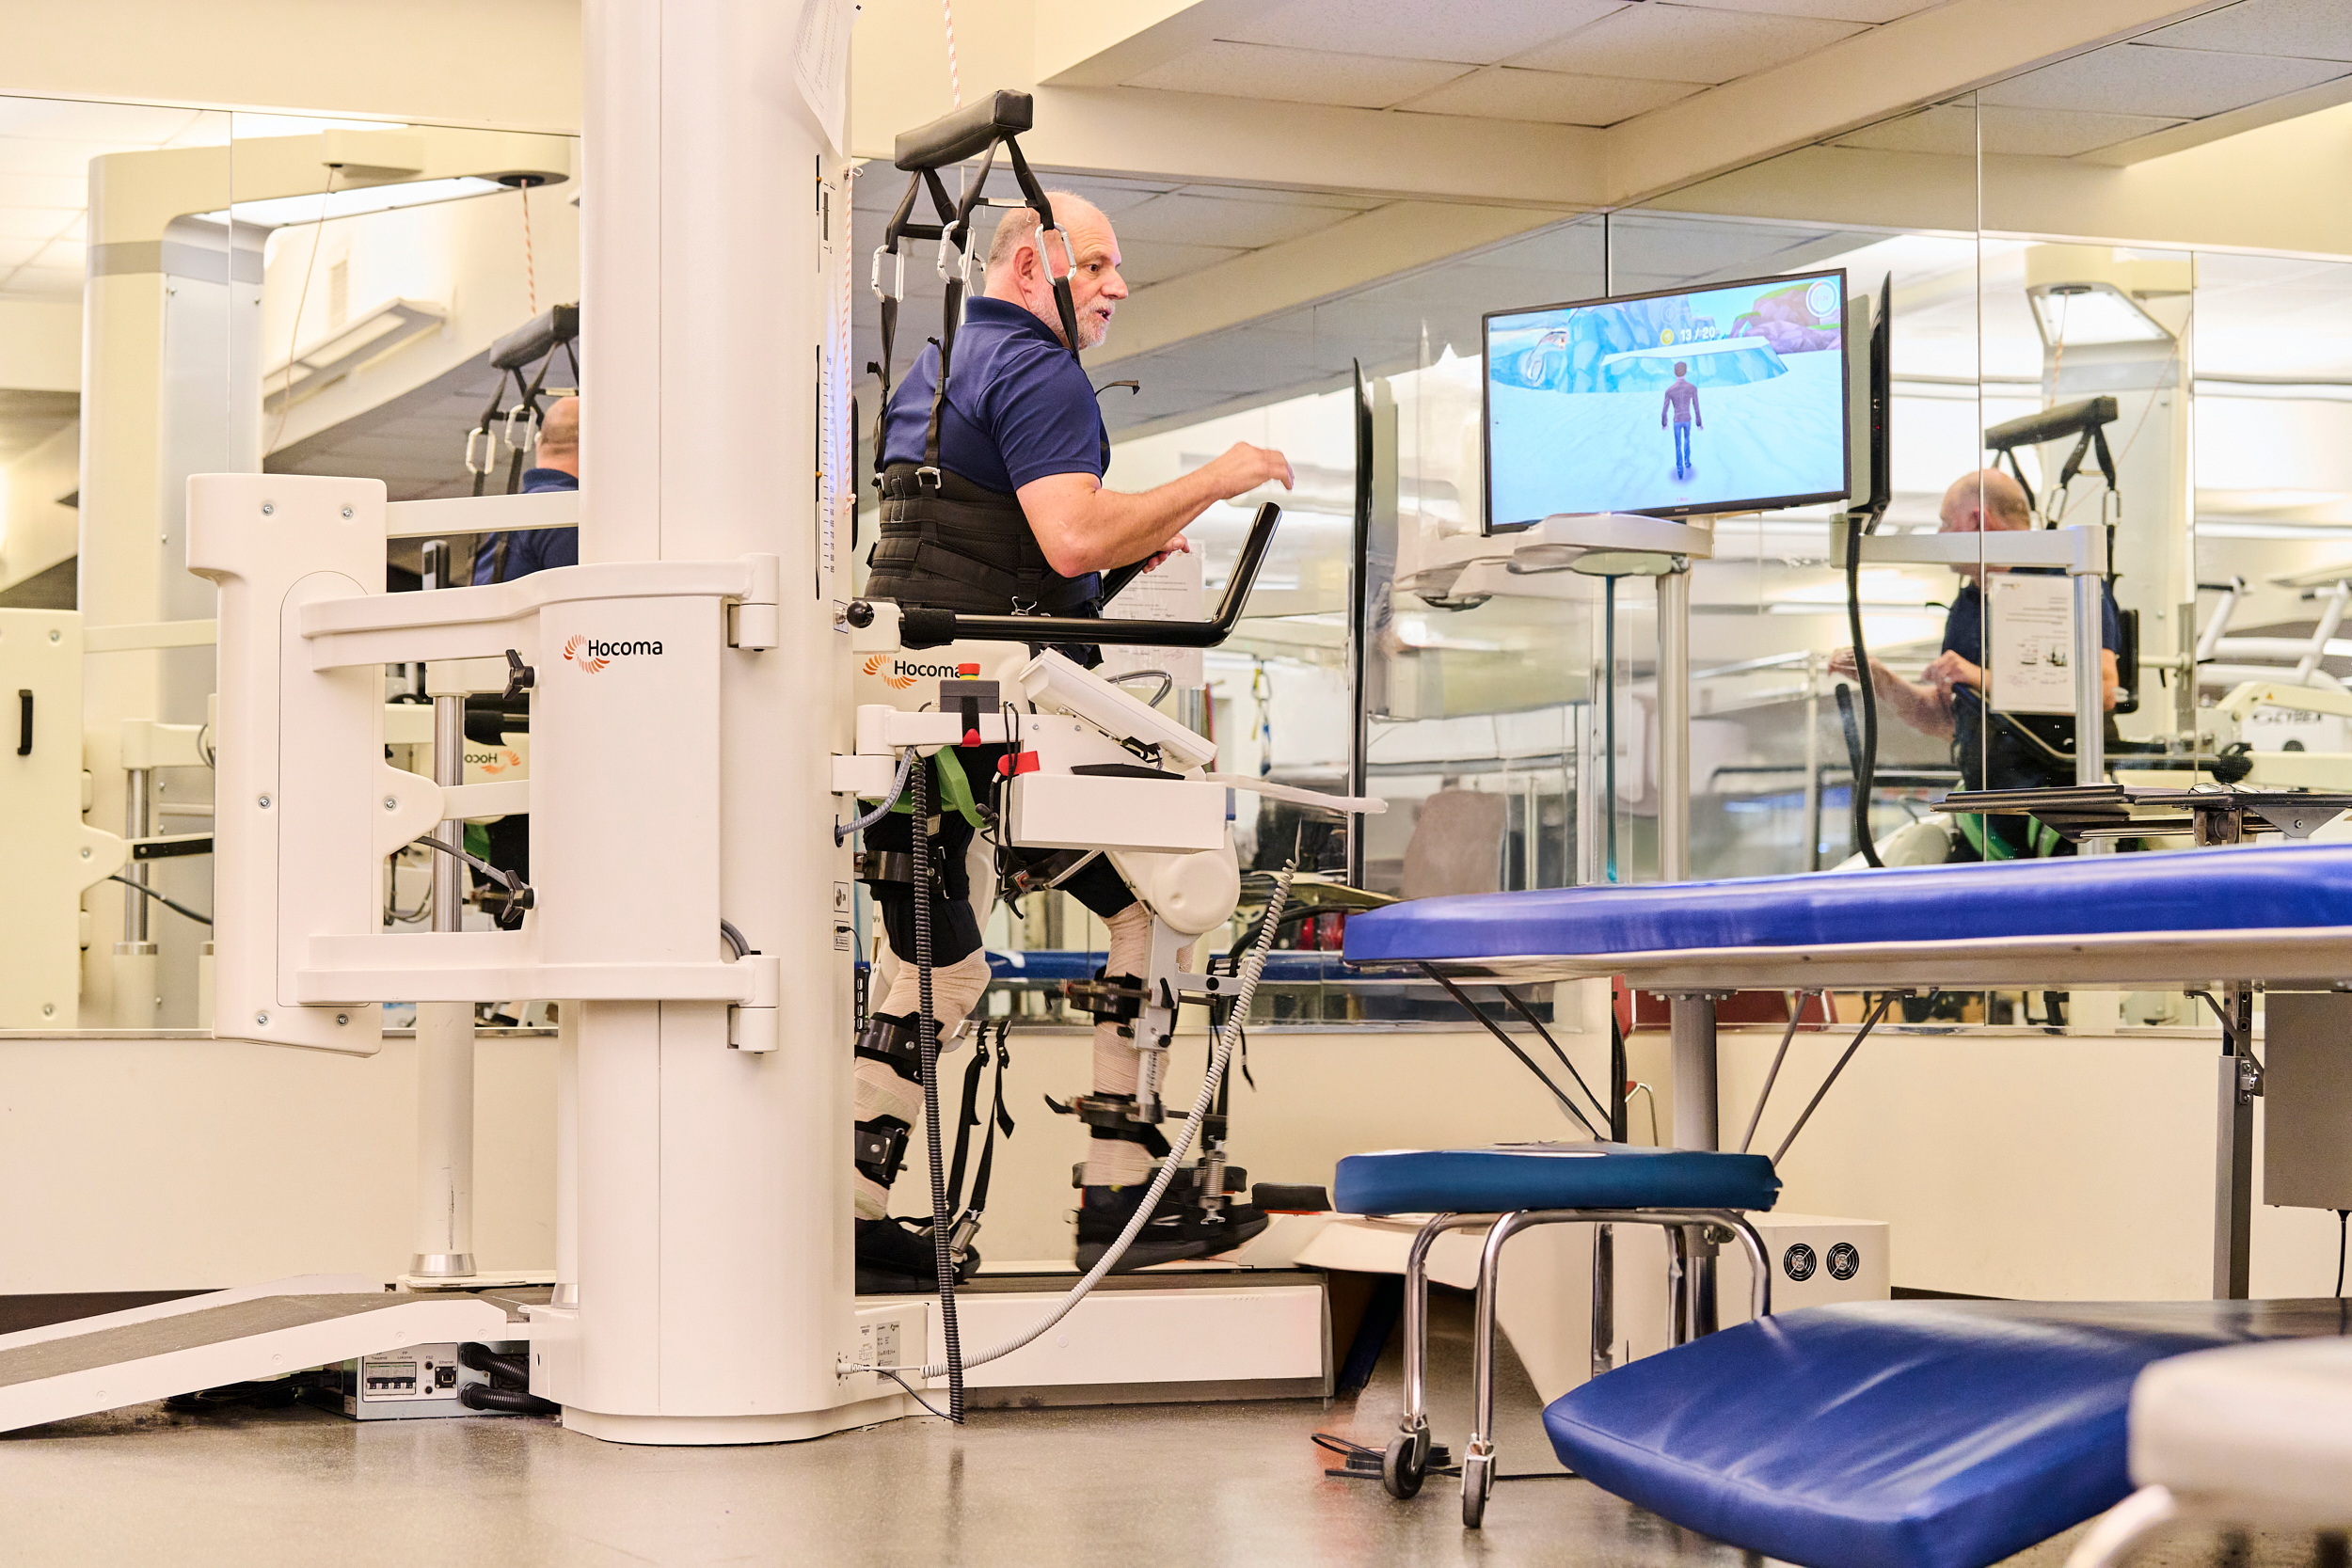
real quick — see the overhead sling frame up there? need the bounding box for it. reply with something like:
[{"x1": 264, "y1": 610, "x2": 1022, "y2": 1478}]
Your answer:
[{"x1": 867, "y1": 89, "x2": 1086, "y2": 497}]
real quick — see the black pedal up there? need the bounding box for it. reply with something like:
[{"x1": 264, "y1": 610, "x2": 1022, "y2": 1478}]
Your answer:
[{"x1": 1061, "y1": 974, "x2": 1146, "y2": 1024}]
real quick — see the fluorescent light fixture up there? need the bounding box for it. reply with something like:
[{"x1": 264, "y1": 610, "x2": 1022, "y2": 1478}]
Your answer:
[
  {"x1": 2026, "y1": 281, "x2": 2169, "y2": 346},
  {"x1": 199, "y1": 176, "x2": 505, "y2": 230}
]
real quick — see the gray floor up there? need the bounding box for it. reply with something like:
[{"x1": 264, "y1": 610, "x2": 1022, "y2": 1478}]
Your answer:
[{"x1": 0, "y1": 1293, "x2": 2322, "y2": 1567}]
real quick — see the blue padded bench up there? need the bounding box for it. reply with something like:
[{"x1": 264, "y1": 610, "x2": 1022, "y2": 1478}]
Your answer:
[
  {"x1": 1543, "y1": 1298, "x2": 2351, "y2": 1568},
  {"x1": 1342, "y1": 842, "x2": 2352, "y2": 992},
  {"x1": 1334, "y1": 1142, "x2": 1781, "y2": 1526},
  {"x1": 1340, "y1": 846, "x2": 2352, "y2": 1559}
]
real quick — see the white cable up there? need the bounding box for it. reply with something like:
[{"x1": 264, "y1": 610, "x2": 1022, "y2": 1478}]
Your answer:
[{"x1": 853, "y1": 863, "x2": 1295, "y2": 1382}]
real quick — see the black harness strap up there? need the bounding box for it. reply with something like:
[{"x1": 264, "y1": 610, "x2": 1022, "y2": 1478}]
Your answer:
[{"x1": 869, "y1": 104, "x2": 1085, "y2": 499}]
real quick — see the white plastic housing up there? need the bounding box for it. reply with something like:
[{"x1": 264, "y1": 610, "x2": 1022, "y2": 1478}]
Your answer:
[{"x1": 1018, "y1": 649, "x2": 1216, "y2": 770}]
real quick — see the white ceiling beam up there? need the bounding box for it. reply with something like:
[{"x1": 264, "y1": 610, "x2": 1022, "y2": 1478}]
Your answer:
[
  {"x1": 1085, "y1": 200, "x2": 1566, "y2": 372},
  {"x1": 1601, "y1": 0, "x2": 2236, "y2": 206},
  {"x1": 1646, "y1": 101, "x2": 2352, "y2": 261}
]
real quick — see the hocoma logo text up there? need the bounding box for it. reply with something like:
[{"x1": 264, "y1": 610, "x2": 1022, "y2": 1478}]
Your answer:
[
  {"x1": 564, "y1": 633, "x2": 664, "y2": 673},
  {"x1": 861, "y1": 655, "x2": 980, "y2": 691}
]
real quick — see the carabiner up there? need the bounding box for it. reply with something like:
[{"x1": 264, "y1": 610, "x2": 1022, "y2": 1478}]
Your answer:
[
  {"x1": 502, "y1": 404, "x2": 540, "y2": 454},
  {"x1": 1040, "y1": 224, "x2": 1079, "y2": 281},
  {"x1": 464, "y1": 425, "x2": 494, "y2": 476},
  {"x1": 870, "y1": 245, "x2": 904, "y2": 304}
]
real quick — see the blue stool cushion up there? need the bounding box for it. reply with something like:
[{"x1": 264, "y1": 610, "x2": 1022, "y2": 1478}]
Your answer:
[
  {"x1": 1334, "y1": 1142, "x2": 1779, "y2": 1216},
  {"x1": 1342, "y1": 843, "x2": 2352, "y2": 967},
  {"x1": 1543, "y1": 1298, "x2": 2344, "y2": 1568}
]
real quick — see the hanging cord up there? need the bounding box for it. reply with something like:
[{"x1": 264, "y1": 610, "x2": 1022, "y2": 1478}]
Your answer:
[
  {"x1": 911, "y1": 751, "x2": 967, "y2": 1421},
  {"x1": 862, "y1": 861, "x2": 1297, "y2": 1383},
  {"x1": 2337, "y1": 1210, "x2": 2348, "y2": 1297},
  {"x1": 267, "y1": 166, "x2": 341, "y2": 456},
  {"x1": 109, "y1": 873, "x2": 211, "y2": 927},
  {"x1": 940, "y1": 0, "x2": 961, "y2": 108},
  {"x1": 518, "y1": 182, "x2": 537, "y2": 315},
  {"x1": 1841, "y1": 516, "x2": 1884, "y2": 868},
  {"x1": 835, "y1": 749, "x2": 917, "y2": 845}
]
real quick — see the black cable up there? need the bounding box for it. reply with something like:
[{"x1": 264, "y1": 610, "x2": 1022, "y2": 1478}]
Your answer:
[
  {"x1": 1842, "y1": 520, "x2": 1884, "y2": 868},
  {"x1": 2337, "y1": 1210, "x2": 2347, "y2": 1298},
  {"x1": 413, "y1": 834, "x2": 534, "y2": 929},
  {"x1": 911, "y1": 752, "x2": 966, "y2": 1422},
  {"x1": 109, "y1": 873, "x2": 212, "y2": 927},
  {"x1": 880, "y1": 1365, "x2": 955, "y2": 1421}
]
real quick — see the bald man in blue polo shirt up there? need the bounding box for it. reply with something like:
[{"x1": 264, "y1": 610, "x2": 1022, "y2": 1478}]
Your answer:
[{"x1": 854, "y1": 193, "x2": 1292, "y2": 1289}]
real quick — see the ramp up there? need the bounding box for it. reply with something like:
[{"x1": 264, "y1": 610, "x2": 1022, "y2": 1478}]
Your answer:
[{"x1": 0, "y1": 1275, "x2": 516, "y2": 1434}]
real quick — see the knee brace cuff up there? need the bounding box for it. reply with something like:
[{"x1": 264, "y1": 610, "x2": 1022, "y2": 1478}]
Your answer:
[
  {"x1": 853, "y1": 1115, "x2": 912, "y2": 1187},
  {"x1": 853, "y1": 1012, "x2": 921, "y2": 1083},
  {"x1": 1061, "y1": 971, "x2": 1145, "y2": 1026}
]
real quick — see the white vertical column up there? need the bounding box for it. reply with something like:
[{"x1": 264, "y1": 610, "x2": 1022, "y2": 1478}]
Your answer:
[{"x1": 556, "y1": 0, "x2": 865, "y2": 1444}]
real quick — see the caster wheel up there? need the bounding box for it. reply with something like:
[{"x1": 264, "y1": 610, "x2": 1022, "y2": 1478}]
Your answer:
[
  {"x1": 1461, "y1": 1451, "x2": 1493, "y2": 1528},
  {"x1": 1381, "y1": 1428, "x2": 1428, "y2": 1499}
]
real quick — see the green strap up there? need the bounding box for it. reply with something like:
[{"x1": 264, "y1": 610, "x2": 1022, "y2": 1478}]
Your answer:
[
  {"x1": 1952, "y1": 813, "x2": 2061, "y2": 861},
  {"x1": 887, "y1": 748, "x2": 988, "y2": 832}
]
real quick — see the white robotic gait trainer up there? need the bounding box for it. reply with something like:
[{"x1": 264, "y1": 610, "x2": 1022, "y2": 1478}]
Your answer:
[{"x1": 0, "y1": 0, "x2": 1377, "y2": 1445}]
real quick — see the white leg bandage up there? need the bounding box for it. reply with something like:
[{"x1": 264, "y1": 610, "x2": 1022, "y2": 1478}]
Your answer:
[
  {"x1": 853, "y1": 948, "x2": 993, "y2": 1220},
  {"x1": 1085, "y1": 904, "x2": 1155, "y2": 1189}
]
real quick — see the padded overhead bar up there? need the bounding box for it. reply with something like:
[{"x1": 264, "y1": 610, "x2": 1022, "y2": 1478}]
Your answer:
[{"x1": 894, "y1": 89, "x2": 1035, "y2": 171}]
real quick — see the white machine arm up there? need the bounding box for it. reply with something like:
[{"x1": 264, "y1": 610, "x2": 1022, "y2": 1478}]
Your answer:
[{"x1": 188, "y1": 472, "x2": 782, "y2": 1055}]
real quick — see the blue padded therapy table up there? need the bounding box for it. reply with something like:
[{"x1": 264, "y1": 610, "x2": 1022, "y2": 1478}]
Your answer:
[{"x1": 1341, "y1": 844, "x2": 2352, "y2": 1567}]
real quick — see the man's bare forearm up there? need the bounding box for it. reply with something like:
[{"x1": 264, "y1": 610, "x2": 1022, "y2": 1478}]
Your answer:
[
  {"x1": 1869, "y1": 661, "x2": 1954, "y2": 739},
  {"x1": 1042, "y1": 474, "x2": 1225, "y2": 575}
]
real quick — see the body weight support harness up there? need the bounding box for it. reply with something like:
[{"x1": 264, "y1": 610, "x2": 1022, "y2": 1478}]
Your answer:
[{"x1": 864, "y1": 93, "x2": 1101, "y2": 619}]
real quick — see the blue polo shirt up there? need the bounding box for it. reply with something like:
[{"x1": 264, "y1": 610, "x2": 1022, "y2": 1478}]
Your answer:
[
  {"x1": 881, "y1": 296, "x2": 1108, "y2": 492},
  {"x1": 1942, "y1": 572, "x2": 2121, "y2": 668},
  {"x1": 471, "y1": 467, "x2": 580, "y2": 584}
]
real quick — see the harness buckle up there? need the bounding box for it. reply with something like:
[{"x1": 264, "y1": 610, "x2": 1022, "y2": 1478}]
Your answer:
[
  {"x1": 1009, "y1": 596, "x2": 1039, "y2": 616},
  {"x1": 914, "y1": 466, "x2": 943, "y2": 492}
]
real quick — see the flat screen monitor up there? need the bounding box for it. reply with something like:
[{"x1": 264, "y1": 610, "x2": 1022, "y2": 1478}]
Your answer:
[{"x1": 1483, "y1": 268, "x2": 1851, "y2": 529}]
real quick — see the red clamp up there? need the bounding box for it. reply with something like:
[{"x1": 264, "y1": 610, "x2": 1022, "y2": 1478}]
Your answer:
[
  {"x1": 997, "y1": 751, "x2": 1041, "y2": 778},
  {"x1": 961, "y1": 729, "x2": 983, "y2": 746}
]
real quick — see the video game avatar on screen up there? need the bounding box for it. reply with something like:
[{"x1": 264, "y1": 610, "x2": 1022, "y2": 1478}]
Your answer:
[{"x1": 1486, "y1": 270, "x2": 1849, "y2": 526}]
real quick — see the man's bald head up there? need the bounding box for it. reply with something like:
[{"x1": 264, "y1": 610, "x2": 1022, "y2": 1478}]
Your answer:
[
  {"x1": 983, "y1": 193, "x2": 1126, "y2": 349},
  {"x1": 1940, "y1": 467, "x2": 2031, "y2": 533},
  {"x1": 536, "y1": 394, "x2": 580, "y2": 478}
]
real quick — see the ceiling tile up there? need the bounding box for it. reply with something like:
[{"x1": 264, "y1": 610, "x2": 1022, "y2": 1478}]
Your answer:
[
  {"x1": 2137, "y1": 0, "x2": 2352, "y2": 64},
  {"x1": 1512, "y1": 4, "x2": 1866, "y2": 83},
  {"x1": 0, "y1": 266, "x2": 85, "y2": 301},
  {"x1": 1395, "y1": 67, "x2": 1704, "y2": 125},
  {"x1": 1667, "y1": 0, "x2": 1938, "y2": 19},
  {"x1": 0, "y1": 236, "x2": 50, "y2": 268},
  {"x1": 1110, "y1": 191, "x2": 1359, "y2": 249},
  {"x1": 0, "y1": 99, "x2": 212, "y2": 144},
  {"x1": 1221, "y1": 0, "x2": 1630, "y2": 66},
  {"x1": 1124, "y1": 40, "x2": 1470, "y2": 108},
  {"x1": 1831, "y1": 102, "x2": 2181, "y2": 157},
  {"x1": 0, "y1": 173, "x2": 93, "y2": 210},
  {"x1": 1115, "y1": 239, "x2": 1248, "y2": 287},
  {"x1": 1173, "y1": 183, "x2": 1385, "y2": 211},
  {"x1": 0, "y1": 206, "x2": 81, "y2": 242},
  {"x1": 1981, "y1": 41, "x2": 2350, "y2": 119},
  {"x1": 1979, "y1": 105, "x2": 2184, "y2": 156},
  {"x1": 1833, "y1": 102, "x2": 1978, "y2": 154},
  {"x1": 0, "y1": 136, "x2": 135, "y2": 180}
]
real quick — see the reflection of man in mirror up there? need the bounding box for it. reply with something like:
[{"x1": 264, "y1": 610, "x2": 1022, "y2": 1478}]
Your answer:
[
  {"x1": 1832, "y1": 467, "x2": 2121, "y2": 860},
  {"x1": 1661, "y1": 361, "x2": 1701, "y2": 478},
  {"x1": 470, "y1": 395, "x2": 580, "y2": 584}
]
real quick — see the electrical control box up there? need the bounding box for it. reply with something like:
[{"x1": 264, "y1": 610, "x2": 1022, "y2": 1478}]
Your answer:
[
  {"x1": 2264, "y1": 990, "x2": 2352, "y2": 1212},
  {"x1": 301, "y1": 1338, "x2": 531, "y2": 1420}
]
